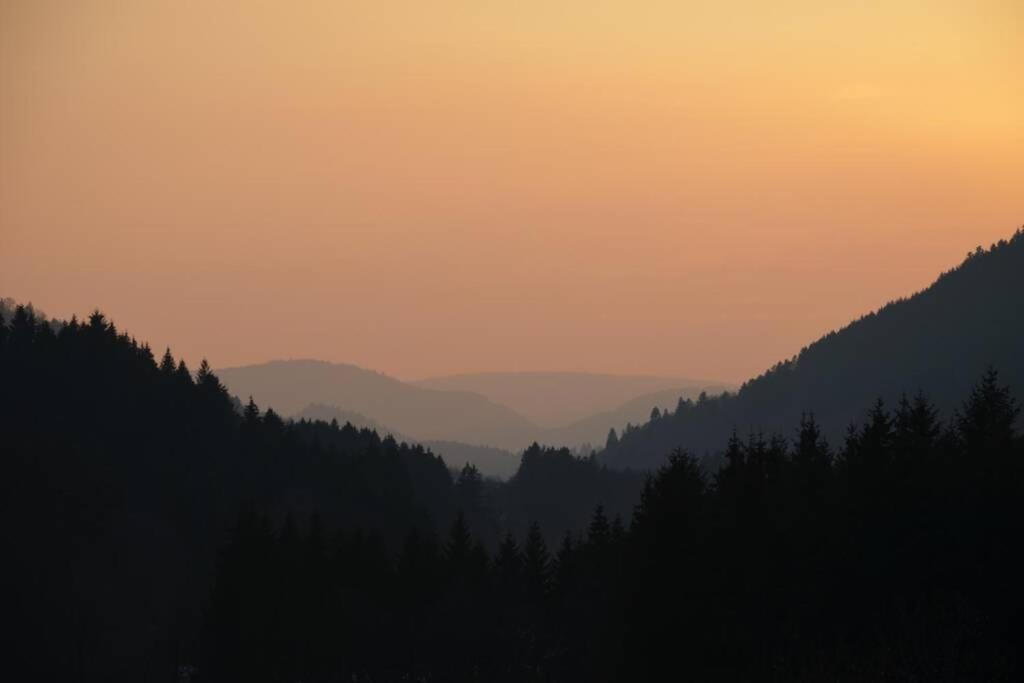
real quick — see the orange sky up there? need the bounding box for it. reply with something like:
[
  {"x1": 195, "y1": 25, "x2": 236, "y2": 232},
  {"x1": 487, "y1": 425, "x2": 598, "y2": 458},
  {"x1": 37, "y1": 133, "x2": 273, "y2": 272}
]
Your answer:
[{"x1": 1, "y1": 1, "x2": 1021, "y2": 383}]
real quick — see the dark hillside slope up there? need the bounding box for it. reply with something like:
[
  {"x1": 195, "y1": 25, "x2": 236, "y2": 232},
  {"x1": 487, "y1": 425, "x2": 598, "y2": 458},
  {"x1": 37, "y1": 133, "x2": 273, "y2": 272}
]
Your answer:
[
  {"x1": 218, "y1": 360, "x2": 540, "y2": 450},
  {"x1": 0, "y1": 311, "x2": 459, "y2": 680},
  {"x1": 605, "y1": 229, "x2": 1024, "y2": 470},
  {"x1": 294, "y1": 403, "x2": 521, "y2": 478},
  {"x1": 0, "y1": 306, "x2": 642, "y2": 680},
  {"x1": 414, "y1": 371, "x2": 725, "y2": 428},
  {"x1": 542, "y1": 386, "x2": 726, "y2": 449}
]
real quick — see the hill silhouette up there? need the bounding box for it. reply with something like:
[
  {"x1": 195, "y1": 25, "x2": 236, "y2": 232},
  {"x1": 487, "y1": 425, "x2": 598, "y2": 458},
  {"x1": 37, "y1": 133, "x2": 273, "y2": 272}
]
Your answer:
[
  {"x1": 605, "y1": 228, "x2": 1024, "y2": 470},
  {"x1": 5, "y1": 230, "x2": 1024, "y2": 680},
  {"x1": 294, "y1": 403, "x2": 521, "y2": 478},
  {"x1": 543, "y1": 386, "x2": 720, "y2": 450},
  {"x1": 220, "y1": 362, "x2": 727, "y2": 454},
  {"x1": 1, "y1": 305, "x2": 642, "y2": 679},
  {"x1": 217, "y1": 360, "x2": 540, "y2": 451},
  {"x1": 414, "y1": 371, "x2": 727, "y2": 428}
]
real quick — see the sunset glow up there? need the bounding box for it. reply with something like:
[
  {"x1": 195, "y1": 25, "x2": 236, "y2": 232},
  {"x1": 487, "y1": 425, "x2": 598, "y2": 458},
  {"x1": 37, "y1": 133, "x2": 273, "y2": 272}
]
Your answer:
[{"x1": 2, "y1": 1, "x2": 1020, "y2": 382}]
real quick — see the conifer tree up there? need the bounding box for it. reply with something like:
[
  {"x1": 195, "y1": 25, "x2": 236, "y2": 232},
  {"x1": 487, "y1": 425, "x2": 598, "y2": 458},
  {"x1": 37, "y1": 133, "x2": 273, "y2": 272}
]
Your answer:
[
  {"x1": 243, "y1": 396, "x2": 261, "y2": 426},
  {"x1": 159, "y1": 347, "x2": 176, "y2": 375},
  {"x1": 523, "y1": 522, "x2": 551, "y2": 601},
  {"x1": 454, "y1": 463, "x2": 483, "y2": 513},
  {"x1": 957, "y1": 368, "x2": 1019, "y2": 457},
  {"x1": 495, "y1": 531, "x2": 523, "y2": 589},
  {"x1": 894, "y1": 392, "x2": 940, "y2": 463},
  {"x1": 587, "y1": 505, "x2": 611, "y2": 548},
  {"x1": 175, "y1": 359, "x2": 193, "y2": 385},
  {"x1": 445, "y1": 512, "x2": 473, "y2": 570},
  {"x1": 554, "y1": 531, "x2": 577, "y2": 590},
  {"x1": 196, "y1": 358, "x2": 222, "y2": 391}
]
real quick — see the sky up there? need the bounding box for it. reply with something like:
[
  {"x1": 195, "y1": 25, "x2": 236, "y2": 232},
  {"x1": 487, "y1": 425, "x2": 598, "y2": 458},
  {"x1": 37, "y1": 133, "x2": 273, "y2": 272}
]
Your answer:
[{"x1": 1, "y1": 1, "x2": 1021, "y2": 384}]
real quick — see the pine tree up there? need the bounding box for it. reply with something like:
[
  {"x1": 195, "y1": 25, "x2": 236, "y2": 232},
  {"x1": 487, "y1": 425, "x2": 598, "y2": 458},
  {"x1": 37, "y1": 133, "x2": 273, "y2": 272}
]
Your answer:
[
  {"x1": 587, "y1": 505, "x2": 611, "y2": 548},
  {"x1": 454, "y1": 463, "x2": 483, "y2": 514},
  {"x1": 610, "y1": 515, "x2": 626, "y2": 546},
  {"x1": 196, "y1": 359, "x2": 222, "y2": 392},
  {"x1": 794, "y1": 412, "x2": 831, "y2": 498},
  {"x1": 87, "y1": 310, "x2": 108, "y2": 333},
  {"x1": 554, "y1": 531, "x2": 577, "y2": 590},
  {"x1": 159, "y1": 347, "x2": 176, "y2": 375},
  {"x1": 495, "y1": 531, "x2": 523, "y2": 588},
  {"x1": 263, "y1": 408, "x2": 284, "y2": 431},
  {"x1": 445, "y1": 512, "x2": 473, "y2": 570},
  {"x1": 894, "y1": 392, "x2": 940, "y2": 463},
  {"x1": 9, "y1": 305, "x2": 35, "y2": 349},
  {"x1": 852, "y1": 398, "x2": 893, "y2": 477},
  {"x1": 175, "y1": 359, "x2": 193, "y2": 385},
  {"x1": 957, "y1": 368, "x2": 1019, "y2": 458},
  {"x1": 523, "y1": 522, "x2": 550, "y2": 601},
  {"x1": 715, "y1": 430, "x2": 746, "y2": 498},
  {"x1": 243, "y1": 396, "x2": 261, "y2": 426}
]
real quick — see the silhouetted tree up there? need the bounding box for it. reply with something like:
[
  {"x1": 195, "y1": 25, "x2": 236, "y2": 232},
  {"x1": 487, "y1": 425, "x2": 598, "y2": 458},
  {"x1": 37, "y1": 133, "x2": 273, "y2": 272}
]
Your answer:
[
  {"x1": 523, "y1": 521, "x2": 551, "y2": 603},
  {"x1": 5, "y1": 299, "x2": 1024, "y2": 682},
  {"x1": 605, "y1": 427, "x2": 619, "y2": 450},
  {"x1": 958, "y1": 368, "x2": 1019, "y2": 458}
]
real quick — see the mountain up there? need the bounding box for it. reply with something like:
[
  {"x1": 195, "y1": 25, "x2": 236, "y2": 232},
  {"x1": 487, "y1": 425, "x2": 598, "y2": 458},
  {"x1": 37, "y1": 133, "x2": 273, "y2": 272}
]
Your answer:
[
  {"x1": 292, "y1": 402, "x2": 393, "y2": 434},
  {"x1": 543, "y1": 386, "x2": 716, "y2": 449},
  {"x1": 0, "y1": 309, "x2": 458, "y2": 679},
  {"x1": 220, "y1": 362, "x2": 728, "y2": 455},
  {"x1": 217, "y1": 360, "x2": 540, "y2": 451},
  {"x1": 1, "y1": 305, "x2": 643, "y2": 680},
  {"x1": 294, "y1": 403, "x2": 521, "y2": 479},
  {"x1": 414, "y1": 371, "x2": 727, "y2": 428},
  {"x1": 5, "y1": 242, "x2": 1023, "y2": 680},
  {"x1": 605, "y1": 229, "x2": 1024, "y2": 470}
]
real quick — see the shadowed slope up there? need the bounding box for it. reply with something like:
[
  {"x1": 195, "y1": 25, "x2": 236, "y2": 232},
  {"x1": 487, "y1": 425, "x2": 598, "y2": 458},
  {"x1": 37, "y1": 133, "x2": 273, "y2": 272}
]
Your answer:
[
  {"x1": 218, "y1": 360, "x2": 540, "y2": 451},
  {"x1": 294, "y1": 403, "x2": 520, "y2": 479},
  {"x1": 414, "y1": 371, "x2": 726, "y2": 428},
  {"x1": 605, "y1": 229, "x2": 1024, "y2": 470}
]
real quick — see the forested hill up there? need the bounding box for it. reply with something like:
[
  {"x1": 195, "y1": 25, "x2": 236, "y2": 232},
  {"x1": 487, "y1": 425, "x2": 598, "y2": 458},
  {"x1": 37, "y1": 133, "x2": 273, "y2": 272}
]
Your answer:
[
  {"x1": 0, "y1": 305, "x2": 640, "y2": 680},
  {"x1": 217, "y1": 359, "x2": 540, "y2": 451},
  {"x1": 605, "y1": 229, "x2": 1024, "y2": 470},
  {"x1": 4, "y1": 273, "x2": 1024, "y2": 679},
  {"x1": 294, "y1": 402, "x2": 522, "y2": 479},
  {"x1": 0, "y1": 308, "x2": 452, "y2": 679}
]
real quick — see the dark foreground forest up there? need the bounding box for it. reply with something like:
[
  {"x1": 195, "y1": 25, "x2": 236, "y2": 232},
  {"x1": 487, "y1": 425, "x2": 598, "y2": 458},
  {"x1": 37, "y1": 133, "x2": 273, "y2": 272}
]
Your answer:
[{"x1": 3, "y1": 304, "x2": 1023, "y2": 681}]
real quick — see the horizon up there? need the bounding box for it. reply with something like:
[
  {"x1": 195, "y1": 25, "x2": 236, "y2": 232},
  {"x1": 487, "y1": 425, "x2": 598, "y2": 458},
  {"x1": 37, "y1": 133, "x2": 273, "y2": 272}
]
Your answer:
[
  {"x1": 3, "y1": 232, "x2": 1014, "y2": 387},
  {"x1": 3, "y1": 1, "x2": 1021, "y2": 383},
  {"x1": 5, "y1": 4, "x2": 1024, "y2": 680}
]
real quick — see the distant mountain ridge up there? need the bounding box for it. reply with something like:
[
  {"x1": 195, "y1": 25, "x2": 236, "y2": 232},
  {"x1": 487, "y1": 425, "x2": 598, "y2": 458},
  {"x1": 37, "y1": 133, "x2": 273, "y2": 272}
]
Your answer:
[
  {"x1": 414, "y1": 371, "x2": 727, "y2": 428},
  {"x1": 604, "y1": 229, "x2": 1024, "y2": 470},
  {"x1": 218, "y1": 361, "x2": 728, "y2": 458},
  {"x1": 217, "y1": 359, "x2": 539, "y2": 451},
  {"x1": 543, "y1": 387, "x2": 714, "y2": 449},
  {"x1": 294, "y1": 403, "x2": 520, "y2": 479}
]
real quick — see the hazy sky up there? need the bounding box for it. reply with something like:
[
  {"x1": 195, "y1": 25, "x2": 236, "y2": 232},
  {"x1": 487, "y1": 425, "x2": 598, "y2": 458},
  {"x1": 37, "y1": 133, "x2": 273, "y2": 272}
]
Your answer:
[{"x1": 2, "y1": 1, "x2": 1021, "y2": 383}]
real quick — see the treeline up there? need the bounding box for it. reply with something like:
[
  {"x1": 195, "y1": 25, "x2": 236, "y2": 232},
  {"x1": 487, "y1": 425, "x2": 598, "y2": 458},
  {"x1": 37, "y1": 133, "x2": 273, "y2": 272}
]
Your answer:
[
  {"x1": 625, "y1": 378, "x2": 1023, "y2": 680},
  {"x1": 604, "y1": 228, "x2": 1024, "y2": 470},
  {"x1": 202, "y1": 372, "x2": 1024, "y2": 681},
  {"x1": 0, "y1": 306, "x2": 637, "y2": 681},
  {"x1": 4, "y1": 302, "x2": 1023, "y2": 680},
  {"x1": 202, "y1": 509, "x2": 628, "y2": 682}
]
